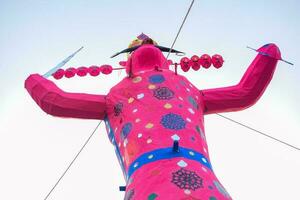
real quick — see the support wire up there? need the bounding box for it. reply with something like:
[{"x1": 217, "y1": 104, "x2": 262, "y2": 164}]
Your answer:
[{"x1": 43, "y1": 120, "x2": 103, "y2": 200}]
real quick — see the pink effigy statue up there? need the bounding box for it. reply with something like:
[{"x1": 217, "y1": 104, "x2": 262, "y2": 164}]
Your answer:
[{"x1": 25, "y1": 36, "x2": 281, "y2": 199}]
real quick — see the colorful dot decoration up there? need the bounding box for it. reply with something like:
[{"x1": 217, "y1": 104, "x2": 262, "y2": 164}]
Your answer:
[
  {"x1": 147, "y1": 138, "x2": 153, "y2": 144},
  {"x1": 145, "y1": 123, "x2": 154, "y2": 129},
  {"x1": 132, "y1": 108, "x2": 138, "y2": 113},
  {"x1": 196, "y1": 126, "x2": 201, "y2": 134},
  {"x1": 160, "y1": 113, "x2": 186, "y2": 130},
  {"x1": 137, "y1": 93, "x2": 145, "y2": 99},
  {"x1": 188, "y1": 108, "x2": 195, "y2": 114},
  {"x1": 171, "y1": 134, "x2": 180, "y2": 141},
  {"x1": 184, "y1": 189, "x2": 191, "y2": 195},
  {"x1": 132, "y1": 76, "x2": 142, "y2": 83},
  {"x1": 188, "y1": 96, "x2": 199, "y2": 110},
  {"x1": 149, "y1": 74, "x2": 165, "y2": 84},
  {"x1": 128, "y1": 97, "x2": 135, "y2": 103},
  {"x1": 164, "y1": 103, "x2": 172, "y2": 109},
  {"x1": 148, "y1": 84, "x2": 156, "y2": 89},
  {"x1": 148, "y1": 193, "x2": 158, "y2": 200},
  {"x1": 177, "y1": 160, "x2": 188, "y2": 168}
]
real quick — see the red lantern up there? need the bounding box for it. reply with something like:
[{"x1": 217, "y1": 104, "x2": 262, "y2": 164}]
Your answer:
[
  {"x1": 190, "y1": 55, "x2": 201, "y2": 71},
  {"x1": 77, "y1": 66, "x2": 88, "y2": 77},
  {"x1": 200, "y1": 54, "x2": 212, "y2": 69},
  {"x1": 64, "y1": 67, "x2": 77, "y2": 78},
  {"x1": 211, "y1": 54, "x2": 224, "y2": 68},
  {"x1": 180, "y1": 57, "x2": 190, "y2": 72},
  {"x1": 52, "y1": 69, "x2": 65, "y2": 80},
  {"x1": 100, "y1": 65, "x2": 113, "y2": 75},
  {"x1": 119, "y1": 61, "x2": 127, "y2": 67},
  {"x1": 88, "y1": 65, "x2": 100, "y2": 76}
]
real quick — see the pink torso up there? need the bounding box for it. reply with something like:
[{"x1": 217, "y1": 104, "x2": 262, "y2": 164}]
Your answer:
[{"x1": 105, "y1": 69, "x2": 231, "y2": 200}]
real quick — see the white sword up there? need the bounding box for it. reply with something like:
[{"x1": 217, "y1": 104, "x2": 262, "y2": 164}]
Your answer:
[
  {"x1": 43, "y1": 46, "x2": 84, "y2": 78},
  {"x1": 246, "y1": 46, "x2": 293, "y2": 65}
]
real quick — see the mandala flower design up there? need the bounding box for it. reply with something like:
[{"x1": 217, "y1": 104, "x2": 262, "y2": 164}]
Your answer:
[
  {"x1": 153, "y1": 87, "x2": 174, "y2": 100},
  {"x1": 161, "y1": 113, "x2": 186, "y2": 130},
  {"x1": 171, "y1": 168, "x2": 203, "y2": 191},
  {"x1": 114, "y1": 102, "x2": 123, "y2": 116},
  {"x1": 121, "y1": 122, "x2": 133, "y2": 140}
]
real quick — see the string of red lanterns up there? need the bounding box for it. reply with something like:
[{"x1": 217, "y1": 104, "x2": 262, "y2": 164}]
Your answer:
[
  {"x1": 52, "y1": 65, "x2": 118, "y2": 80},
  {"x1": 179, "y1": 54, "x2": 224, "y2": 72},
  {"x1": 52, "y1": 54, "x2": 223, "y2": 79}
]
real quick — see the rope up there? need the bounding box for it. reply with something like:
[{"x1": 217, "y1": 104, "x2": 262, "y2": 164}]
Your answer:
[
  {"x1": 216, "y1": 114, "x2": 300, "y2": 151},
  {"x1": 165, "y1": 0, "x2": 195, "y2": 62},
  {"x1": 43, "y1": 120, "x2": 103, "y2": 200}
]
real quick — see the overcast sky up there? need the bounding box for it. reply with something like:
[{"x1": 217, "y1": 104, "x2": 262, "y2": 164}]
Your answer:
[{"x1": 0, "y1": 0, "x2": 300, "y2": 199}]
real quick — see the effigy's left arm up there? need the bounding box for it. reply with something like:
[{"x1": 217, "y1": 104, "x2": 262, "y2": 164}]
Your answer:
[{"x1": 201, "y1": 44, "x2": 280, "y2": 114}]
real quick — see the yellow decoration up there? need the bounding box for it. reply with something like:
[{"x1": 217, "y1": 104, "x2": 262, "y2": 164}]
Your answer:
[
  {"x1": 148, "y1": 84, "x2": 156, "y2": 89},
  {"x1": 164, "y1": 103, "x2": 172, "y2": 109},
  {"x1": 128, "y1": 97, "x2": 134, "y2": 103},
  {"x1": 145, "y1": 123, "x2": 154, "y2": 129},
  {"x1": 132, "y1": 76, "x2": 142, "y2": 83}
]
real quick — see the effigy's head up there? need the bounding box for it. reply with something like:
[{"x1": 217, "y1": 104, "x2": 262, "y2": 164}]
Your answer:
[
  {"x1": 126, "y1": 43, "x2": 168, "y2": 75},
  {"x1": 125, "y1": 34, "x2": 167, "y2": 75},
  {"x1": 111, "y1": 33, "x2": 184, "y2": 76}
]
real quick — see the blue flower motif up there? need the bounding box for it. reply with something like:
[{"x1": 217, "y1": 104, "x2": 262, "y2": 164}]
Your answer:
[
  {"x1": 153, "y1": 87, "x2": 174, "y2": 100},
  {"x1": 149, "y1": 74, "x2": 165, "y2": 84},
  {"x1": 161, "y1": 113, "x2": 186, "y2": 130},
  {"x1": 121, "y1": 123, "x2": 132, "y2": 140}
]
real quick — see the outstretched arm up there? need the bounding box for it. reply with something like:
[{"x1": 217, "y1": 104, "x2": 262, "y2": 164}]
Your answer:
[
  {"x1": 25, "y1": 74, "x2": 106, "y2": 120},
  {"x1": 201, "y1": 44, "x2": 280, "y2": 115}
]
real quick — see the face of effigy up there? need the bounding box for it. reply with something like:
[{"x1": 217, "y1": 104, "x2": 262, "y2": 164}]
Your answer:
[{"x1": 126, "y1": 44, "x2": 169, "y2": 75}]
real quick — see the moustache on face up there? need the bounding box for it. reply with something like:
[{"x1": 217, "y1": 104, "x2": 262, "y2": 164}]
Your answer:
[{"x1": 110, "y1": 45, "x2": 185, "y2": 58}]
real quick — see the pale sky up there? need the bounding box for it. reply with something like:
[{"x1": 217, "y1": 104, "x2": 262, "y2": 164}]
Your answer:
[{"x1": 0, "y1": 0, "x2": 300, "y2": 199}]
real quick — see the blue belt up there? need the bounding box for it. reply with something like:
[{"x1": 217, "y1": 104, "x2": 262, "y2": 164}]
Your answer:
[
  {"x1": 104, "y1": 116, "x2": 213, "y2": 181},
  {"x1": 127, "y1": 147, "x2": 212, "y2": 180}
]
